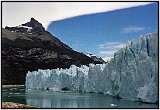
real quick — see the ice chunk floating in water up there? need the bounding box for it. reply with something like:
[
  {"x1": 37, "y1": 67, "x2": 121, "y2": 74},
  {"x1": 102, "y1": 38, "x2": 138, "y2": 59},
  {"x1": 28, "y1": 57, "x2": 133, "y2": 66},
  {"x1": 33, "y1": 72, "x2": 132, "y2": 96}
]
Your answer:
[{"x1": 26, "y1": 32, "x2": 158, "y2": 103}]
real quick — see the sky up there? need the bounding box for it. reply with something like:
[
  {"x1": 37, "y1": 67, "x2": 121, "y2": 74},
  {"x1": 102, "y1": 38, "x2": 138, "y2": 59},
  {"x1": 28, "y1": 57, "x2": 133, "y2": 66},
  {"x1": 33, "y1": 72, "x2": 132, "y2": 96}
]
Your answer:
[
  {"x1": 2, "y1": 2, "x2": 152, "y2": 29},
  {"x1": 2, "y1": 2, "x2": 158, "y2": 61},
  {"x1": 47, "y1": 3, "x2": 158, "y2": 61}
]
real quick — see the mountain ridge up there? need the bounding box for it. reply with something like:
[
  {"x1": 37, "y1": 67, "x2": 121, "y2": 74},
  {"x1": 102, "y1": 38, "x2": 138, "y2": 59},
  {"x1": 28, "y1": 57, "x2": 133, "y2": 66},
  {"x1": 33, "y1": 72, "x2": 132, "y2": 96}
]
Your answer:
[{"x1": 2, "y1": 18, "x2": 104, "y2": 85}]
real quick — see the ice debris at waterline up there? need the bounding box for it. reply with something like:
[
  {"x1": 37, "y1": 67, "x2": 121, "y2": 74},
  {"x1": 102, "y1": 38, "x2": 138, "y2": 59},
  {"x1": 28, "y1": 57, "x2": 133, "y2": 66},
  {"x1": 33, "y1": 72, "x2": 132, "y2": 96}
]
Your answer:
[{"x1": 26, "y1": 32, "x2": 158, "y2": 103}]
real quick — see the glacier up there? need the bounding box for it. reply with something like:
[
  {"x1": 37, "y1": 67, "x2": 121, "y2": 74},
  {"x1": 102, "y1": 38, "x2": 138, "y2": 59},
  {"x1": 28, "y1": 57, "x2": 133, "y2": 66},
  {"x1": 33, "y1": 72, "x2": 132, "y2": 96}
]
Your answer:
[{"x1": 26, "y1": 32, "x2": 158, "y2": 103}]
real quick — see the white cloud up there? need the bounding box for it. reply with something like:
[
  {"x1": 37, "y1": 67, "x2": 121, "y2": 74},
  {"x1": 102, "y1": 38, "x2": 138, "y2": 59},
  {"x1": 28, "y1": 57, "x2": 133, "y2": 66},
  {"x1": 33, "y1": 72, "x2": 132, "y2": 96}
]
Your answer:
[
  {"x1": 99, "y1": 42, "x2": 126, "y2": 49},
  {"x1": 98, "y1": 42, "x2": 126, "y2": 61},
  {"x1": 122, "y1": 26, "x2": 144, "y2": 33},
  {"x1": 99, "y1": 50, "x2": 117, "y2": 55},
  {"x1": 2, "y1": 2, "x2": 151, "y2": 29}
]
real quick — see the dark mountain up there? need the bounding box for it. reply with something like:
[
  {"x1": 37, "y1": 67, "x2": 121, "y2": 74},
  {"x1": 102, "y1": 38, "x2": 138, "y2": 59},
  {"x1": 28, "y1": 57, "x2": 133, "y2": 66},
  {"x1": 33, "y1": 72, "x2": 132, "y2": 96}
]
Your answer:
[{"x1": 2, "y1": 18, "x2": 103, "y2": 85}]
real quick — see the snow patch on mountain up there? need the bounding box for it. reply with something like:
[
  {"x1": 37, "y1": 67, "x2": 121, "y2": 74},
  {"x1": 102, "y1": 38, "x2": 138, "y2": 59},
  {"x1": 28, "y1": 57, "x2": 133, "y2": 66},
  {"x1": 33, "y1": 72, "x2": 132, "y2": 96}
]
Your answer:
[
  {"x1": 83, "y1": 52, "x2": 105, "y2": 63},
  {"x1": 17, "y1": 25, "x2": 33, "y2": 30}
]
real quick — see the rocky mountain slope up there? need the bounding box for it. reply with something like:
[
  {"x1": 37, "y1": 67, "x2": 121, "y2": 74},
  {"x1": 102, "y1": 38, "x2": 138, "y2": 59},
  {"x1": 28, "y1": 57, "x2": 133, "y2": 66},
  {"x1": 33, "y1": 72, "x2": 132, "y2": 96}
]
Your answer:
[{"x1": 2, "y1": 18, "x2": 103, "y2": 85}]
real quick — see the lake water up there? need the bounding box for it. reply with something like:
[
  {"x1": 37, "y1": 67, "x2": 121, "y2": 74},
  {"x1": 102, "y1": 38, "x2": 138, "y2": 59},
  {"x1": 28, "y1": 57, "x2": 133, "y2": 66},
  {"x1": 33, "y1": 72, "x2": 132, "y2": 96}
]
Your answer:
[{"x1": 2, "y1": 85, "x2": 158, "y2": 108}]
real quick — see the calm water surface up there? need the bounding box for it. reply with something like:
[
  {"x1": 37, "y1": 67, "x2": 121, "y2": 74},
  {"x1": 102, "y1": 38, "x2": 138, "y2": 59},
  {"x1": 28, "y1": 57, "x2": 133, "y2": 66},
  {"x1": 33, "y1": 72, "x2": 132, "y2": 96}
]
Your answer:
[{"x1": 2, "y1": 85, "x2": 158, "y2": 108}]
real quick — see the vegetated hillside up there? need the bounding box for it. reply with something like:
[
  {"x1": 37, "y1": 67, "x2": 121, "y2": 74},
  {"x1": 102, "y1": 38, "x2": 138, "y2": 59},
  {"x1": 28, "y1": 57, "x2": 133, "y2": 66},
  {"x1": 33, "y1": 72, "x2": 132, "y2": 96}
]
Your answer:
[{"x1": 2, "y1": 18, "x2": 103, "y2": 85}]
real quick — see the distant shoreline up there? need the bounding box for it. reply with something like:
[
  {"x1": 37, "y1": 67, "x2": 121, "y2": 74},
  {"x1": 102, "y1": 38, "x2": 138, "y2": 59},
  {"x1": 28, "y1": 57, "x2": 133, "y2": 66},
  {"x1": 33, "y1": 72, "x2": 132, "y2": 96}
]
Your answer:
[{"x1": 2, "y1": 85, "x2": 25, "y2": 87}]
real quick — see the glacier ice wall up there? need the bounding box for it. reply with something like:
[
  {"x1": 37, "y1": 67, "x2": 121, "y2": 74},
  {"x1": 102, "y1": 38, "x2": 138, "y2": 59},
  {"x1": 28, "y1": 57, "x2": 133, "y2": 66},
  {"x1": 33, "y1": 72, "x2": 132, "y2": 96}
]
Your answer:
[{"x1": 26, "y1": 32, "x2": 158, "y2": 103}]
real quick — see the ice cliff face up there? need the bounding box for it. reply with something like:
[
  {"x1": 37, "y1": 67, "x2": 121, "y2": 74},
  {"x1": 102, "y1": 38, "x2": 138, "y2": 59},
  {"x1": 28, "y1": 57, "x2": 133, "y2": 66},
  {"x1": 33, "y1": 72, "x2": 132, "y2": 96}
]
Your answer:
[{"x1": 26, "y1": 32, "x2": 158, "y2": 103}]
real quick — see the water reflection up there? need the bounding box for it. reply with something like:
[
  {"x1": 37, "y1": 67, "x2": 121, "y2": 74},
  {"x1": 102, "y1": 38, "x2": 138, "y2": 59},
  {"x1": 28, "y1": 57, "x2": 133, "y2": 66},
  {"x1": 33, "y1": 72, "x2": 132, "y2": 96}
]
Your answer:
[
  {"x1": 2, "y1": 86, "x2": 158, "y2": 108},
  {"x1": 26, "y1": 90, "x2": 158, "y2": 108}
]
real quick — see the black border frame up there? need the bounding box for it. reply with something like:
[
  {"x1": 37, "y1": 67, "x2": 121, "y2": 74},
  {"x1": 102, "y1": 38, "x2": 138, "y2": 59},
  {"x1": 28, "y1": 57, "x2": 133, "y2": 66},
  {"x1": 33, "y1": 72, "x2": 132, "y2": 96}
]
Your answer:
[{"x1": 1, "y1": 1, "x2": 159, "y2": 109}]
